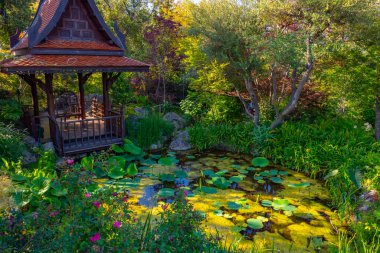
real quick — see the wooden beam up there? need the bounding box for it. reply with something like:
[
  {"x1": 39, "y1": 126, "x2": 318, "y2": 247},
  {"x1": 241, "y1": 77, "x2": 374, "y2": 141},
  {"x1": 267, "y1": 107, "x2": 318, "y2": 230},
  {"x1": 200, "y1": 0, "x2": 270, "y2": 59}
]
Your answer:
[{"x1": 78, "y1": 73, "x2": 86, "y2": 119}]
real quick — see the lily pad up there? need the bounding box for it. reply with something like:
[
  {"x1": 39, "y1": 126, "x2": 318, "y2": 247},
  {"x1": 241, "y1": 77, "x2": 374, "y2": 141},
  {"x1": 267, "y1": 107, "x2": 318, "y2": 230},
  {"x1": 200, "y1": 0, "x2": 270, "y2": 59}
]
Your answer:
[
  {"x1": 246, "y1": 218, "x2": 264, "y2": 229},
  {"x1": 269, "y1": 169, "x2": 278, "y2": 176},
  {"x1": 231, "y1": 164, "x2": 241, "y2": 169},
  {"x1": 214, "y1": 210, "x2": 224, "y2": 216},
  {"x1": 174, "y1": 170, "x2": 188, "y2": 178},
  {"x1": 212, "y1": 177, "x2": 231, "y2": 189},
  {"x1": 261, "y1": 200, "x2": 273, "y2": 207},
  {"x1": 108, "y1": 167, "x2": 126, "y2": 179},
  {"x1": 215, "y1": 170, "x2": 229, "y2": 176},
  {"x1": 270, "y1": 177, "x2": 283, "y2": 184},
  {"x1": 259, "y1": 171, "x2": 270, "y2": 177},
  {"x1": 141, "y1": 159, "x2": 156, "y2": 165},
  {"x1": 94, "y1": 166, "x2": 107, "y2": 178},
  {"x1": 126, "y1": 163, "x2": 138, "y2": 176},
  {"x1": 229, "y1": 175, "x2": 245, "y2": 183},
  {"x1": 150, "y1": 154, "x2": 162, "y2": 160},
  {"x1": 203, "y1": 170, "x2": 216, "y2": 177},
  {"x1": 111, "y1": 144, "x2": 124, "y2": 154},
  {"x1": 159, "y1": 174, "x2": 176, "y2": 182},
  {"x1": 278, "y1": 171, "x2": 289, "y2": 176},
  {"x1": 158, "y1": 188, "x2": 175, "y2": 197},
  {"x1": 186, "y1": 155, "x2": 196, "y2": 159},
  {"x1": 254, "y1": 175, "x2": 263, "y2": 181},
  {"x1": 288, "y1": 182, "x2": 311, "y2": 188},
  {"x1": 123, "y1": 139, "x2": 142, "y2": 155},
  {"x1": 252, "y1": 157, "x2": 269, "y2": 168},
  {"x1": 238, "y1": 169, "x2": 249, "y2": 174},
  {"x1": 256, "y1": 216, "x2": 269, "y2": 222},
  {"x1": 271, "y1": 199, "x2": 290, "y2": 210},
  {"x1": 198, "y1": 186, "x2": 217, "y2": 194},
  {"x1": 227, "y1": 201, "x2": 242, "y2": 210},
  {"x1": 158, "y1": 157, "x2": 179, "y2": 166}
]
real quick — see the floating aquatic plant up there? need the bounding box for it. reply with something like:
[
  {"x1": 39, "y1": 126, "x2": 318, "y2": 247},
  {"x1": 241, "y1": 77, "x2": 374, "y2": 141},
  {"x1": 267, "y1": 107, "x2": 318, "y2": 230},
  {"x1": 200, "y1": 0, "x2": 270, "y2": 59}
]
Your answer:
[
  {"x1": 251, "y1": 157, "x2": 269, "y2": 168},
  {"x1": 197, "y1": 186, "x2": 218, "y2": 194},
  {"x1": 158, "y1": 156, "x2": 179, "y2": 166},
  {"x1": 227, "y1": 201, "x2": 242, "y2": 210},
  {"x1": 288, "y1": 182, "x2": 311, "y2": 188},
  {"x1": 246, "y1": 218, "x2": 264, "y2": 229},
  {"x1": 159, "y1": 173, "x2": 176, "y2": 182},
  {"x1": 270, "y1": 177, "x2": 283, "y2": 184},
  {"x1": 158, "y1": 188, "x2": 175, "y2": 197}
]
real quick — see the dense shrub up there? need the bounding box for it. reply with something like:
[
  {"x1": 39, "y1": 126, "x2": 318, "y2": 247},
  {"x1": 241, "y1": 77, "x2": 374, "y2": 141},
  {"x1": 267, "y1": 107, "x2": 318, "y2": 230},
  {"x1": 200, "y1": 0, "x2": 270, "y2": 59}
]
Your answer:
[
  {"x1": 0, "y1": 123, "x2": 26, "y2": 165},
  {"x1": 126, "y1": 112, "x2": 174, "y2": 149},
  {"x1": 0, "y1": 99, "x2": 22, "y2": 122}
]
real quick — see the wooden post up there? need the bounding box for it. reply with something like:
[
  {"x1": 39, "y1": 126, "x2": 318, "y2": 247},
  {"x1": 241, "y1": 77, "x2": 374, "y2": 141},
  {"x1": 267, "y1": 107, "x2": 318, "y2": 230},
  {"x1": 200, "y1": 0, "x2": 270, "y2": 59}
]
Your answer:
[
  {"x1": 45, "y1": 73, "x2": 56, "y2": 144},
  {"x1": 78, "y1": 73, "x2": 86, "y2": 119},
  {"x1": 102, "y1": 72, "x2": 110, "y2": 117},
  {"x1": 30, "y1": 74, "x2": 40, "y2": 124}
]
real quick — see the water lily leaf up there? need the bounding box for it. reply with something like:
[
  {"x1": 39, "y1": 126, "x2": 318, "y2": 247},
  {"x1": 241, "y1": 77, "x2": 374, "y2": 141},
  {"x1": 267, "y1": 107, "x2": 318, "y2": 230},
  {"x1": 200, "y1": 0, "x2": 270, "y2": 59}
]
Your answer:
[
  {"x1": 257, "y1": 180, "x2": 265, "y2": 184},
  {"x1": 186, "y1": 155, "x2": 196, "y2": 159},
  {"x1": 284, "y1": 211, "x2": 293, "y2": 216},
  {"x1": 259, "y1": 171, "x2": 270, "y2": 177},
  {"x1": 231, "y1": 164, "x2": 241, "y2": 169},
  {"x1": 108, "y1": 156, "x2": 126, "y2": 170},
  {"x1": 238, "y1": 169, "x2": 248, "y2": 174},
  {"x1": 269, "y1": 169, "x2": 278, "y2": 176},
  {"x1": 212, "y1": 201, "x2": 223, "y2": 208},
  {"x1": 203, "y1": 170, "x2": 216, "y2": 177},
  {"x1": 150, "y1": 154, "x2": 162, "y2": 160},
  {"x1": 270, "y1": 177, "x2": 283, "y2": 184},
  {"x1": 174, "y1": 170, "x2": 188, "y2": 178},
  {"x1": 107, "y1": 167, "x2": 126, "y2": 179},
  {"x1": 127, "y1": 163, "x2": 138, "y2": 176},
  {"x1": 141, "y1": 159, "x2": 156, "y2": 165},
  {"x1": 111, "y1": 144, "x2": 124, "y2": 154},
  {"x1": 123, "y1": 139, "x2": 142, "y2": 155},
  {"x1": 212, "y1": 176, "x2": 231, "y2": 189},
  {"x1": 282, "y1": 205, "x2": 297, "y2": 212},
  {"x1": 230, "y1": 175, "x2": 245, "y2": 183},
  {"x1": 246, "y1": 218, "x2": 264, "y2": 229},
  {"x1": 252, "y1": 157, "x2": 269, "y2": 168},
  {"x1": 168, "y1": 151, "x2": 176, "y2": 156},
  {"x1": 215, "y1": 169, "x2": 228, "y2": 176},
  {"x1": 158, "y1": 157, "x2": 178, "y2": 166},
  {"x1": 278, "y1": 171, "x2": 289, "y2": 176},
  {"x1": 288, "y1": 182, "x2": 311, "y2": 188},
  {"x1": 271, "y1": 199, "x2": 290, "y2": 210},
  {"x1": 254, "y1": 175, "x2": 263, "y2": 181},
  {"x1": 231, "y1": 226, "x2": 243, "y2": 233},
  {"x1": 261, "y1": 200, "x2": 273, "y2": 207},
  {"x1": 214, "y1": 210, "x2": 223, "y2": 216},
  {"x1": 159, "y1": 173, "x2": 176, "y2": 182},
  {"x1": 158, "y1": 188, "x2": 175, "y2": 197},
  {"x1": 246, "y1": 167, "x2": 255, "y2": 171},
  {"x1": 198, "y1": 186, "x2": 217, "y2": 194},
  {"x1": 11, "y1": 174, "x2": 27, "y2": 182},
  {"x1": 227, "y1": 201, "x2": 242, "y2": 210}
]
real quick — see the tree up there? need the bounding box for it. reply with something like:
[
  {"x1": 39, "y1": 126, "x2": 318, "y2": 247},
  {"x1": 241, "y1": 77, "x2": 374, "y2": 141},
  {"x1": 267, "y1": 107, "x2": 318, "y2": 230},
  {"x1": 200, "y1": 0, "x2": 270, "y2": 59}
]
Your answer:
[{"x1": 190, "y1": 0, "x2": 372, "y2": 129}]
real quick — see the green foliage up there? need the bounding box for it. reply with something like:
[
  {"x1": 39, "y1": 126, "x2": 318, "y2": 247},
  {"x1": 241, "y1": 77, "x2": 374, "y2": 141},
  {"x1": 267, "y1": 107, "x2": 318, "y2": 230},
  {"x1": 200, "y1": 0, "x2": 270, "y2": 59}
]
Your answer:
[
  {"x1": 188, "y1": 122, "x2": 255, "y2": 153},
  {"x1": 0, "y1": 123, "x2": 26, "y2": 166},
  {"x1": 126, "y1": 112, "x2": 174, "y2": 149},
  {"x1": 0, "y1": 99, "x2": 22, "y2": 122},
  {"x1": 260, "y1": 117, "x2": 380, "y2": 216}
]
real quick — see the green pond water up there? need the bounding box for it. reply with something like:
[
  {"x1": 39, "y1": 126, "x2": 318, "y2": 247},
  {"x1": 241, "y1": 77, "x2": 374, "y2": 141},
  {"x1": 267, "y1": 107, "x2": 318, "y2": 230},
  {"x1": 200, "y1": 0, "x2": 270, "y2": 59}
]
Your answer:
[{"x1": 96, "y1": 151, "x2": 344, "y2": 252}]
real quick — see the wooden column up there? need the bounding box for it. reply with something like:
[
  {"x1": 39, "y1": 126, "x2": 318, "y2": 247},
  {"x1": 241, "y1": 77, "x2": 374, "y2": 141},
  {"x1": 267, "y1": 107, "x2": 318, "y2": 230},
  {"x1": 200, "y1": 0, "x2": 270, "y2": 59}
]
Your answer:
[
  {"x1": 30, "y1": 74, "x2": 40, "y2": 123},
  {"x1": 78, "y1": 73, "x2": 86, "y2": 119},
  {"x1": 45, "y1": 73, "x2": 55, "y2": 117},
  {"x1": 102, "y1": 72, "x2": 110, "y2": 117}
]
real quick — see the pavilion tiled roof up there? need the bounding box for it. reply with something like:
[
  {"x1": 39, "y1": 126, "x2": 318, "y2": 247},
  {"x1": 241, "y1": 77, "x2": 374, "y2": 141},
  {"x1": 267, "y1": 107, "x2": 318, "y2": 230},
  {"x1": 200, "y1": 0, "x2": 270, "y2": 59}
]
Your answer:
[
  {"x1": 0, "y1": 55, "x2": 149, "y2": 73},
  {"x1": 34, "y1": 40, "x2": 123, "y2": 51}
]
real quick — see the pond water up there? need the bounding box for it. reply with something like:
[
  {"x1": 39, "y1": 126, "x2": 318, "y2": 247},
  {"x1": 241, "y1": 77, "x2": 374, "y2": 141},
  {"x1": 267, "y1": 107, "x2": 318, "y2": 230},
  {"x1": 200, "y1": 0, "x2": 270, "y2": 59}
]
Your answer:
[{"x1": 95, "y1": 151, "x2": 344, "y2": 252}]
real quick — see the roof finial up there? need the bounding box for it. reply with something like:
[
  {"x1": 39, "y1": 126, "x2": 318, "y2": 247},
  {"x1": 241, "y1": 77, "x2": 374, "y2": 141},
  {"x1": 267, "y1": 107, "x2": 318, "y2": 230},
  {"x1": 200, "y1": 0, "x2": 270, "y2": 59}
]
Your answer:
[{"x1": 114, "y1": 21, "x2": 127, "y2": 51}]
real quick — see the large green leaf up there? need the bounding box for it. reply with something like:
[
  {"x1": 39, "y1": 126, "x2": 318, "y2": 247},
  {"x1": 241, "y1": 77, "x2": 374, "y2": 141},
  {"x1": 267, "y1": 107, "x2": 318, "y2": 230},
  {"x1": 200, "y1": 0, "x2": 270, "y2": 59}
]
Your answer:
[
  {"x1": 158, "y1": 156, "x2": 179, "y2": 166},
  {"x1": 111, "y1": 144, "x2": 125, "y2": 154},
  {"x1": 288, "y1": 182, "x2": 310, "y2": 188},
  {"x1": 212, "y1": 176, "x2": 231, "y2": 189},
  {"x1": 30, "y1": 177, "x2": 51, "y2": 195},
  {"x1": 227, "y1": 201, "x2": 242, "y2": 210},
  {"x1": 252, "y1": 157, "x2": 269, "y2": 168},
  {"x1": 123, "y1": 139, "x2": 142, "y2": 155},
  {"x1": 50, "y1": 182, "x2": 68, "y2": 197},
  {"x1": 126, "y1": 163, "x2": 138, "y2": 176},
  {"x1": 11, "y1": 174, "x2": 27, "y2": 182},
  {"x1": 197, "y1": 186, "x2": 217, "y2": 194},
  {"x1": 13, "y1": 190, "x2": 32, "y2": 207},
  {"x1": 246, "y1": 218, "x2": 264, "y2": 229},
  {"x1": 159, "y1": 173, "x2": 176, "y2": 182},
  {"x1": 81, "y1": 157, "x2": 94, "y2": 171},
  {"x1": 94, "y1": 166, "x2": 107, "y2": 178},
  {"x1": 108, "y1": 156, "x2": 126, "y2": 170},
  {"x1": 158, "y1": 188, "x2": 175, "y2": 197},
  {"x1": 107, "y1": 167, "x2": 126, "y2": 179}
]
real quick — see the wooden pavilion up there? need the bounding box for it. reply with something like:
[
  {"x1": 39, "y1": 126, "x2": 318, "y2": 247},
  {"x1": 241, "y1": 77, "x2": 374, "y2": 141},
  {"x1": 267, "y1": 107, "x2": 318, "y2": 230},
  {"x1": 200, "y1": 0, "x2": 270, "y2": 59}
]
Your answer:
[{"x1": 0, "y1": 0, "x2": 149, "y2": 156}]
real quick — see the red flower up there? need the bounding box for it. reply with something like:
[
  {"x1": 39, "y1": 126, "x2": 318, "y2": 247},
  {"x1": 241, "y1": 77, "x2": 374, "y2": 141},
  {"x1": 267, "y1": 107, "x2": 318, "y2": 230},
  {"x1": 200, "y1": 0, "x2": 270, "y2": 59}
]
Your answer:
[
  {"x1": 90, "y1": 233, "x2": 101, "y2": 242},
  {"x1": 93, "y1": 201, "x2": 101, "y2": 209}
]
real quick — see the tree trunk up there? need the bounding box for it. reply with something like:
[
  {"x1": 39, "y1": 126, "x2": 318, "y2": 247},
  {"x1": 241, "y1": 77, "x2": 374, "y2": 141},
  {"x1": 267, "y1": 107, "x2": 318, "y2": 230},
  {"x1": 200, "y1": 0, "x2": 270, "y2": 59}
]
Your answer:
[
  {"x1": 245, "y1": 77, "x2": 260, "y2": 126},
  {"x1": 375, "y1": 96, "x2": 380, "y2": 141},
  {"x1": 270, "y1": 63, "x2": 313, "y2": 130}
]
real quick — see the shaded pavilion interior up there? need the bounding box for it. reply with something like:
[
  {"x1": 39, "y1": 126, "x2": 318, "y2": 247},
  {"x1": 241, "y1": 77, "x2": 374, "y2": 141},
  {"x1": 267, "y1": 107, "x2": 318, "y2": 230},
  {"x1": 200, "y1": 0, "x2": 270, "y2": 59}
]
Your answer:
[{"x1": 0, "y1": 0, "x2": 149, "y2": 155}]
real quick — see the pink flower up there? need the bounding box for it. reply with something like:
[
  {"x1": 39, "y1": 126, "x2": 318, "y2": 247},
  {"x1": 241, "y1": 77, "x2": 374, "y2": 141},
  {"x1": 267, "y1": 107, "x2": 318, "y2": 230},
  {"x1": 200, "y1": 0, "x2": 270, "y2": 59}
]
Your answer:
[
  {"x1": 113, "y1": 221, "x2": 121, "y2": 228},
  {"x1": 112, "y1": 192, "x2": 118, "y2": 197},
  {"x1": 49, "y1": 211, "x2": 59, "y2": 217},
  {"x1": 184, "y1": 190, "x2": 189, "y2": 197},
  {"x1": 161, "y1": 204, "x2": 168, "y2": 211},
  {"x1": 85, "y1": 193, "x2": 91, "y2": 198},
  {"x1": 123, "y1": 196, "x2": 128, "y2": 203},
  {"x1": 133, "y1": 218, "x2": 138, "y2": 223},
  {"x1": 67, "y1": 159, "x2": 75, "y2": 166},
  {"x1": 169, "y1": 236, "x2": 174, "y2": 242},
  {"x1": 90, "y1": 233, "x2": 101, "y2": 242},
  {"x1": 93, "y1": 201, "x2": 101, "y2": 209}
]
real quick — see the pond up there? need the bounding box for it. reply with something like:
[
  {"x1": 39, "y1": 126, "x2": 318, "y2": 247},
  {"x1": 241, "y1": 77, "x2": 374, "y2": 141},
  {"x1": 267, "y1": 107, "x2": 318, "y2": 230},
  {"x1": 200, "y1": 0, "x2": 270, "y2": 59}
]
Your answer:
[{"x1": 95, "y1": 151, "x2": 344, "y2": 252}]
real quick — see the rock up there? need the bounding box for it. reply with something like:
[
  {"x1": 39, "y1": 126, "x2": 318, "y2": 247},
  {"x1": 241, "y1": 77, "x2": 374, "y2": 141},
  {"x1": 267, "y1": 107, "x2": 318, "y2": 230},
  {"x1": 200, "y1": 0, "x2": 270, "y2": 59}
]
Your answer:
[
  {"x1": 24, "y1": 135, "x2": 38, "y2": 148},
  {"x1": 43, "y1": 142, "x2": 55, "y2": 152},
  {"x1": 169, "y1": 130, "x2": 192, "y2": 151},
  {"x1": 163, "y1": 112, "x2": 186, "y2": 132},
  {"x1": 134, "y1": 107, "x2": 148, "y2": 118},
  {"x1": 22, "y1": 150, "x2": 37, "y2": 165},
  {"x1": 150, "y1": 142, "x2": 163, "y2": 150}
]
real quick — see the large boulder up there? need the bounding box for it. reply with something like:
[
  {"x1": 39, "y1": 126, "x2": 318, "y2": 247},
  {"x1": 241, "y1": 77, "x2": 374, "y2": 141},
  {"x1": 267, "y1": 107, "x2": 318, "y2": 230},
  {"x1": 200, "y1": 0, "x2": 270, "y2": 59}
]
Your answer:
[
  {"x1": 134, "y1": 107, "x2": 148, "y2": 118},
  {"x1": 169, "y1": 130, "x2": 192, "y2": 151},
  {"x1": 43, "y1": 142, "x2": 55, "y2": 152},
  {"x1": 163, "y1": 112, "x2": 186, "y2": 132},
  {"x1": 22, "y1": 150, "x2": 37, "y2": 165}
]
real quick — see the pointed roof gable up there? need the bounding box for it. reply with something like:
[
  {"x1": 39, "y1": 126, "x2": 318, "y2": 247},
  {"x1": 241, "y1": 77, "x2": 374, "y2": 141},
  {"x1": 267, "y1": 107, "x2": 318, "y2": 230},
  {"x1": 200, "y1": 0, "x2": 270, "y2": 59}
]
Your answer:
[{"x1": 12, "y1": 0, "x2": 125, "y2": 54}]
